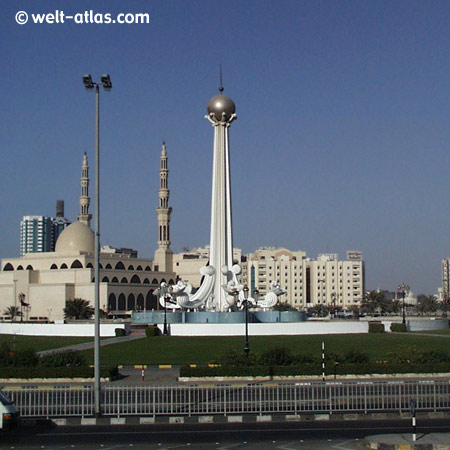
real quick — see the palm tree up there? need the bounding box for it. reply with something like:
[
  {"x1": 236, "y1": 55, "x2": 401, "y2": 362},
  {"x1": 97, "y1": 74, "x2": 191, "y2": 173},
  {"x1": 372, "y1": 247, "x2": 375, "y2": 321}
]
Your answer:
[
  {"x1": 64, "y1": 298, "x2": 94, "y2": 320},
  {"x1": 4, "y1": 306, "x2": 22, "y2": 320},
  {"x1": 417, "y1": 295, "x2": 438, "y2": 315},
  {"x1": 361, "y1": 290, "x2": 386, "y2": 316}
]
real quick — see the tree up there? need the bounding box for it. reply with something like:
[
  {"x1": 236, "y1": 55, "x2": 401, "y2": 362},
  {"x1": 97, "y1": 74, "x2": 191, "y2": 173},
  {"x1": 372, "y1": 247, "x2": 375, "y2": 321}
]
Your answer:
[
  {"x1": 273, "y1": 302, "x2": 297, "y2": 311},
  {"x1": 4, "y1": 306, "x2": 22, "y2": 320},
  {"x1": 307, "y1": 304, "x2": 330, "y2": 317},
  {"x1": 417, "y1": 295, "x2": 438, "y2": 315},
  {"x1": 361, "y1": 291, "x2": 383, "y2": 315},
  {"x1": 64, "y1": 298, "x2": 94, "y2": 320}
]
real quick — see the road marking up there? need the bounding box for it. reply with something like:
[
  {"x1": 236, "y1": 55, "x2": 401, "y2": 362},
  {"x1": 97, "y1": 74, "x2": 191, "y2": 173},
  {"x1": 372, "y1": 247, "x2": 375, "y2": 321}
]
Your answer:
[{"x1": 332, "y1": 440, "x2": 358, "y2": 450}]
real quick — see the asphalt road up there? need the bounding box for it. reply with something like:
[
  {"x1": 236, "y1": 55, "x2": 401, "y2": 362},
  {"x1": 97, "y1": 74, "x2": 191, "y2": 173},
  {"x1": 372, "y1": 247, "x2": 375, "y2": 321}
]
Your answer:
[{"x1": 3, "y1": 418, "x2": 450, "y2": 449}]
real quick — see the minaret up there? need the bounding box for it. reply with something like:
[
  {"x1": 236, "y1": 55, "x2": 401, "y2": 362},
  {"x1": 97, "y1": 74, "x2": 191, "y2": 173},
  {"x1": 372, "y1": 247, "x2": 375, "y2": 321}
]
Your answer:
[
  {"x1": 77, "y1": 153, "x2": 92, "y2": 227},
  {"x1": 154, "y1": 142, "x2": 173, "y2": 272}
]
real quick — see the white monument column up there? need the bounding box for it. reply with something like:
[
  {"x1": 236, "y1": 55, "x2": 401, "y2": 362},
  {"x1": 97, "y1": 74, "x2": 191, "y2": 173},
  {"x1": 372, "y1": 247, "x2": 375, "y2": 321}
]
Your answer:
[{"x1": 205, "y1": 90, "x2": 238, "y2": 311}]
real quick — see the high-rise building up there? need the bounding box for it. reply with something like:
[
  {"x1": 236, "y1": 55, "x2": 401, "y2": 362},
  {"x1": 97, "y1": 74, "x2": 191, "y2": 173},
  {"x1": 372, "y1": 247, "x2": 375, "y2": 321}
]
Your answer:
[
  {"x1": 442, "y1": 258, "x2": 450, "y2": 302},
  {"x1": 20, "y1": 216, "x2": 55, "y2": 256},
  {"x1": 53, "y1": 200, "x2": 71, "y2": 242}
]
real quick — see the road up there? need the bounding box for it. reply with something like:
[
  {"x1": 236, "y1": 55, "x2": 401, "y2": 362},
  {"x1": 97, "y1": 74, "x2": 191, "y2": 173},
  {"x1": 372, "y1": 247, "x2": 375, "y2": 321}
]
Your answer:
[{"x1": 3, "y1": 419, "x2": 450, "y2": 449}]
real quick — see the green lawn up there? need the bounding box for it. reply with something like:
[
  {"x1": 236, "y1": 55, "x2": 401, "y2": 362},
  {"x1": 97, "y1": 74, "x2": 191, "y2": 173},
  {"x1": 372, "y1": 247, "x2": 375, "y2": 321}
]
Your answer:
[
  {"x1": 79, "y1": 333, "x2": 450, "y2": 366},
  {"x1": 0, "y1": 334, "x2": 94, "y2": 352},
  {"x1": 411, "y1": 328, "x2": 450, "y2": 335}
]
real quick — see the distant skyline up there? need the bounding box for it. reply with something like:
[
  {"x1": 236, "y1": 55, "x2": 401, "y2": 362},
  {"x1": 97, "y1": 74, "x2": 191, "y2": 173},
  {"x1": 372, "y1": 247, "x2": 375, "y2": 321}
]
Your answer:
[{"x1": 1, "y1": 1, "x2": 449, "y2": 295}]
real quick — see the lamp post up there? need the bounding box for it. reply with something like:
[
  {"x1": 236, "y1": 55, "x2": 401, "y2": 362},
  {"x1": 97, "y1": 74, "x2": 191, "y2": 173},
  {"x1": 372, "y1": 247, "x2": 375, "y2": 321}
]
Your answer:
[
  {"x1": 243, "y1": 285, "x2": 250, "y2": 358},
  {"x1": 397, "y1": 283, "x2": 409, "y2": 325},
  {"x1": 13, "y1": 279, "x2": 17, "y2": 322},
  {"x1": 163, "y1": 292, "x2": 168, "y2": 335},
  {"x1": 83, "y1": 73, "x2": 112, "y2": 418},
  {"x1": 253, "y1": 289, "x2": 259, "y2": 305}
]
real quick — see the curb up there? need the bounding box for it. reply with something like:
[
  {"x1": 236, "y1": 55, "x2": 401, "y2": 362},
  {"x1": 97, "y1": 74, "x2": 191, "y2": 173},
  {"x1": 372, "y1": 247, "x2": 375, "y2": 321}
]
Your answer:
[
  {"x1": 24, "y1": 411, "x2": 450, "y2": 427},
  {"x1": 365, "y1": 433, "x2": 450, "y2": 449}
]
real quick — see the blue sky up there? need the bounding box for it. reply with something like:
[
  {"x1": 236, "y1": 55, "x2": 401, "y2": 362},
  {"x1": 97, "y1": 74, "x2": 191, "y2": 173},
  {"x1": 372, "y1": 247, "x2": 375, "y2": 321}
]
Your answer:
[{"x1": 1, "y1": 0, "x2": 449, "y2": 295}]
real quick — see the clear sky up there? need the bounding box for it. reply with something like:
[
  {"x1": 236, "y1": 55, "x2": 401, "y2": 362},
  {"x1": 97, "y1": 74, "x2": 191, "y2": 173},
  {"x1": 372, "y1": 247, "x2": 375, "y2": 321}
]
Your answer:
[{"x1": 1, "y1": 0, "x2": 449, "y2": 295}]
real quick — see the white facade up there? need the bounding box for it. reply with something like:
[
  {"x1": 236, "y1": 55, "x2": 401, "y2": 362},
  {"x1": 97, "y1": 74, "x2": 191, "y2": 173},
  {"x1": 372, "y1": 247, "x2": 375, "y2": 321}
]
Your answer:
[
  {"x1": 442, "y1": 258, "x2": 450, "y2": 302},
  {"x1": 240, "y1": 248, "x2": 364, "y2": 310}
]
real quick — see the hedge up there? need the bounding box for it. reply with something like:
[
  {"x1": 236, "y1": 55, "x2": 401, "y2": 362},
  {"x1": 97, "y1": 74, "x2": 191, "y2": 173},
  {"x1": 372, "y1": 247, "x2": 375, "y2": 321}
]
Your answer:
[
  {"x1": 180, "y1": 361, "x2": 450, "y2": 378},
  {"x1": 145, "y1": 326, "x2": 160, "y2": 337},
  {"x1": 368, "y1": 322, "x2": 385, "y2": 333},
  {"x1": 390, "y1": 323, "x2": 407, "y2": 332}
]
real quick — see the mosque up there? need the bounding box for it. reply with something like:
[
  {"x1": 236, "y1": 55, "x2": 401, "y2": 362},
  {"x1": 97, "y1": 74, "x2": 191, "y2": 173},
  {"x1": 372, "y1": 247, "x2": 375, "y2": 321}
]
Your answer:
[{"x1": 0, "y1": 145, "x2": 177, "y2": 321}]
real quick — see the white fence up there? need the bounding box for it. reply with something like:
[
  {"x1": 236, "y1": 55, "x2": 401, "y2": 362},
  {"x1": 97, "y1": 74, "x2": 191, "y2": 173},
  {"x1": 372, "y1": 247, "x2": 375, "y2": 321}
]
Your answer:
[{"x1": 5, "y1": 379, "x2": 450, "y2": 418}]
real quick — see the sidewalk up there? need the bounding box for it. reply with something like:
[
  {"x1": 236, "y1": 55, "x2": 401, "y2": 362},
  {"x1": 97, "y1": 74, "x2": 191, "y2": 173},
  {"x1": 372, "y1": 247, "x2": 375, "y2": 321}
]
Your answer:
[
  {"x1": 37, "y1": 334, "x2": 145, "y2": 356},
  {"x1": 365, "y1": 433, "x2": 450, "y2": 449}
]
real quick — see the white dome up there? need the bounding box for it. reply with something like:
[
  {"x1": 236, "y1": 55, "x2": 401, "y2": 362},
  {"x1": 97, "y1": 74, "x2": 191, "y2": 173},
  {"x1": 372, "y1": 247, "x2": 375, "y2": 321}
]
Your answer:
[{"x1": 55, "y1": 221, "x2": 95, "y2": 253}]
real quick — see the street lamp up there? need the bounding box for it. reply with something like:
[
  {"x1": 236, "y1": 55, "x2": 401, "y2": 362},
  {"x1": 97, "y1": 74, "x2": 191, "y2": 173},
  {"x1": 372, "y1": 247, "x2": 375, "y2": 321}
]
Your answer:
[
  {"x1": 163, "y1": 292, "x2": 168, "y2": 336},
  {"x1": 243, "y1": 285, "x2": 250, "y2": 358},
  {"x1": 253, "y1": 289, "x2": 259, "y2": 305},
  {"x1": 83, "y1": 73, "x2": 112, "y2": 418},
  {"x1": 397, "y1": 283, "x2": 409, "y2": 325}
]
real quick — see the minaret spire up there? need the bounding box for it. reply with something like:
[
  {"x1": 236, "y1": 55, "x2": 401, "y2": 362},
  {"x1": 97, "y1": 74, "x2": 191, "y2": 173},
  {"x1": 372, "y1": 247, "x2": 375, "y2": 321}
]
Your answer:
[
  {"x1": 77, "y1": 152, "x2": 92, "y2": 227},
  {"x1": 154, "y1": 142, "x2": 173, "y2": 272}
]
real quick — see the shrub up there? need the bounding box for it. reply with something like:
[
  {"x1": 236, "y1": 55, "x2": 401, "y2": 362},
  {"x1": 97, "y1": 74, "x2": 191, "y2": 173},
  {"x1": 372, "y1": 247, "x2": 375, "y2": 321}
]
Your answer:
[
  {"x1": 343, "y1": 350, "x2": 370, "y2": 364},
  {"x1": 296, "y1": 353, "x2": 317, "y2": 364},
  {"x1": 369, "y1": 322, "x2": 385, "y2": 333},
  {"x1": 145, "y1": 325, "x2": 160, "y2": 337},
  {"x1": 108, "y1": 365, "x2": 120, "y2": 380},
  {"x1": 10, "y1": 349, "x2": 38, "y2": 367},
  {"x1": 417, "y1": 350, "x2": 450, "y2": 364},
  {"x1": 391, "y1": 323, "x2": 407, "y2": 332},
  {"x1": 40, "y1": 350, "x2": 85, "y2": 368},
  {"x1": 259, "y1": 346, "x2": 294, "y2": 366},
  {"x1": 115, "y1": 328, "x2": 126, "y2": 337}
]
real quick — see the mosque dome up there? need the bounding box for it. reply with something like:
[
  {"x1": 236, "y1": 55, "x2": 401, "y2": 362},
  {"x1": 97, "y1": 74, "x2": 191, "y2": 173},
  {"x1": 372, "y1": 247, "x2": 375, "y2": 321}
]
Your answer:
[
  {"x1": 55, "y1": 221, "x2": 95, "y2": 253},
  {"x1": 207, "y1": 94, "x2": 236, "y2": 121}
]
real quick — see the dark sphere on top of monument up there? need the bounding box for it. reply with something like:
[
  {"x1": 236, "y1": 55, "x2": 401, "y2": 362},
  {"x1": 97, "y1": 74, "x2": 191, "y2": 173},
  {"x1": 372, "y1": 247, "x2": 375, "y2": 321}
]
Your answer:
[{"x1": 207, "y1": 94, "x2": 236, "y2": 121}]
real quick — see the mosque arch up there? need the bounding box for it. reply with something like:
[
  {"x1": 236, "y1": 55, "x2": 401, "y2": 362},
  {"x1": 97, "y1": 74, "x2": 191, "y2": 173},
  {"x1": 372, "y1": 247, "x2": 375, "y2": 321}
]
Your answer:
[
  {"x1": 151, "y1": 278, "x2": 158, "y2": 285},
  {"x1": 50, "y1": 264, "x2": 58, "y2": 270},
  {"x1": 120, "y1": 277, "x2": 128, "y2": 283},
  {"x1": 108, "y1": 293, "x2": 116, "y2": 311},
  {"x1": 60, "y1": 263, "x2": 68, "y2": 269},
  {"x1": 127, "y1": 294, "x2": 135, "y2": 310},
  {"x1": 145, "y1": 266, "x2": 151, "y2": 271},
  {"x1": 118, "y1": 294, "x2": 126, "y2": 310},
  {"x1": 105, "y1": 263, "x2": 112, "y2": 269},
  {"x1": 137, "y1": 294, "x2": 144, "y2": 310},
  {"x1": 111, "y1": 277, "x2": 119, "y2": 283},
  {"x1": 3, "y1": 263, "x2": 14, "y2": 271},
  {"x1": 71, "y1": 260, "x2": 83, "y2": 269},
  {"x1": 160, "y1": 278, "x2": 166, "y2": 284},
  {"x1": 115, "y1": 262, "x2": 125, "y2": 270},
  {"x1": 136, "y1": 265, "x2": 143, "y2": 271},
  {"x1": 99, "y1": 263, "x2": 103, "y2": 269},
  {"x1": 86, "y1": 262, "x2": 93, "y2": 268},
  {"x1": 168, "y1": 279, "x2": 175, "y2": 285},
  {"x1": 143, "y1": 278, "x2": 150, "y2": 284},
  {"x1": 146, "y1": 290, "x2": 156, "y2": 310},
  {"x1": 130, "y1": 275, "x2": 141, "y2": 284},
  {"x1": 26, "y1": 265, "x2": 34, "y2": 270},
  {"x1": 128, "y1": 265, "x2": 134, "y2": 271},
  {"x1": 102, "y1": 276, "x2": 109, "y2": 282},
  {"x1": 17, "y1": 265, "x2": 23, "y2": 270}
]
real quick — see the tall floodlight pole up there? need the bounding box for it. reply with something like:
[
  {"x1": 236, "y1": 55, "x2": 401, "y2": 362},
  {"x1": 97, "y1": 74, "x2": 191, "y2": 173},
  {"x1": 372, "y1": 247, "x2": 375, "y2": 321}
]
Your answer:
[
  {"x1": 82, "y1": 74, "x2": 112, "y2": 417},
  {"x1": 243, "y1": 285, "x2": 250, "y2": 358}
]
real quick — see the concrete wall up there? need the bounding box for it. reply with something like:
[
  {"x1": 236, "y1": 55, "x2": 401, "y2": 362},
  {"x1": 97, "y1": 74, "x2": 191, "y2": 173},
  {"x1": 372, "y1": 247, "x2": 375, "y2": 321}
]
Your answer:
[
  {"x1": 166, "y1": 320, "x2": 369, "y2": 336},
  {"x1": 0, "y1": 322, "x2": 129, "y2": 337}
]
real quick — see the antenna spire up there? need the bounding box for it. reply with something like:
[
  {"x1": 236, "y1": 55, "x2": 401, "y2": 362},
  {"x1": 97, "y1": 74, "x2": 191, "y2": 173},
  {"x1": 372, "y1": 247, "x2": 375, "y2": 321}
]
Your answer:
[{"x1": 219, "y1": 64, "x2": 224, "y2": 93}]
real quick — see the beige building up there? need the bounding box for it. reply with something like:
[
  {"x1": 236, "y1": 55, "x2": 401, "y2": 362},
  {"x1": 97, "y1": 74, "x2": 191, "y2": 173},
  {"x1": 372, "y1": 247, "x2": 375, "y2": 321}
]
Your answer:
[
  {"x1": 240, "y1": 248, "x2": 364, "y2": 310},
  {"x1": 0, "y1": 149, "x2": 176, "y2": 321}
]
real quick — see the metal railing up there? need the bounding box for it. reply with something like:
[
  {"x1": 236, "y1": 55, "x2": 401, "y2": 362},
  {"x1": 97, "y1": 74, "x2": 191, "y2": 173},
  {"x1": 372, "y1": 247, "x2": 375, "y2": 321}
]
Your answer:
[{"x1": 4, "y1": 379, "x2": 450, "y2": 418}]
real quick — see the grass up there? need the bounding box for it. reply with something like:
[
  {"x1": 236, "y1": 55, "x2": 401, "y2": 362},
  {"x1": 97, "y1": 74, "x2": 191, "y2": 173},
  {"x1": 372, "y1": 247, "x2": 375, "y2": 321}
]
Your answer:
[
  {"x1": 0, "y1": 334, "x2": 94, "y2": 352},
  {"x1": 411, "y1": 328, "x2": 450, "y2": 335},
  {"x1": 78, "y1": 333, "x2": 450, "y2": 366}
]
